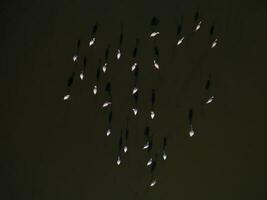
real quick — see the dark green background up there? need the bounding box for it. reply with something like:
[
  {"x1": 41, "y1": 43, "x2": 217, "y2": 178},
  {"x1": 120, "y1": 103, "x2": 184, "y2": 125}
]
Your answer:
[{"x1": 0, "y1": 0, "x2": 266, "y2": 199}]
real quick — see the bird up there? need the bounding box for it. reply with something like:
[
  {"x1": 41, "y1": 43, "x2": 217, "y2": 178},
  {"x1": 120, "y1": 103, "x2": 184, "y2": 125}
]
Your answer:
[
  {"x1": 150, "y1": 111, "x2": 155, "y2": 119},
  {"x1": 106, "y1": 128, "x2": 111, "y2": 136},
  {"x1": 93, "y1": 85, "x2": 97, "y2": 95},
  {"x1": 89, "y1": 37, "x2": 95, "y2": 47},
  {"x1": 150, "y1": 32, "x2": 160, "y2": 38},
  {"x1": 102, "y1": 63, "x2": 108, "y2": 73},
  {"x1": 79, "y1": 57, "x2": 87, "y2": 80},
  {"x1": 150, "y1": 17, "x2": 160, "y2": 38},
  {"x1": 150, "y1": 179, "x2": 157, "y2": 187},
  {"x1": 147, "y1": 158, "x2": 153, "y2": 166},
  {"x1": 132, "y1": 108, "x2": 138, "y2": 116},
  {"x1": 102, "y1": 101, "x2": 111, "y2": 108},
  {"x1": 206, "y1": 96, "x2": 214, "y2": 104},
  {"x1": 188, "y1": 109, "x2": 195, "y2": 137},
  {"x1": 116, "y1": 156, "x2": 121, "y2": 165},
  {"x1": 177, "y1": 36, "x2": 185, "y2": 46},
  {"x1": 149, "y1": 153, "x2": 158, "y2": 187},
  {"x1": 123, "y1": 146, "x2": 128, "y2": 153},
  {"x1": 153, "y1": 60, "x2": 159, "y2": 69},
  {"x1": 93, "y1": 63, "x2": 101, "y2": 95},
  {"x1": 73, "y1": 40, "x2": 80, "y2": 62},
  {"x1": 116, "y1": 49, "x2": 121, "y2": 60},
  {"x1": 211, "y1": 38, "x2": 218, "y2": 48},
  {"x1": 143, "y1": 141, "x2": 150, "y2": 150},
  {"x1": 143, "y1": 127, "x2": 151, "y2": 150},
  {"x1": 72, "y1": 54, "x2": 78, "y2": 62},
  {"x1": 124, "y1": 120, "x2": 129, "y2": 153},
  {"x1": 89, "y1": 22, "x2": 98, "y2": 47},
  {"x1": 131, "y1": 62, "x2": 138, "y2": 72},
  {"x1": 162, "y1": 137, "x2": 167, "y2": 160},
  {"x1": 116, "y1": 24, "x2": 124, "y2": 60},
  {"x1": 151, "y1": 90, "x2": 156, "y2": 119},
  {"x1": 116, "y1": 133, "x2": 123, "y2": 165},
  {"x1": 63, "y1": 94, "x2": 70, "y2": 101},
  {"x1": 132, "y1": 87, "x2": 138, "y2": 95},
  {"x1": 194, "y1": 21, "x2": 202, "y2": 31},
  {"x1": 189, "y1": 125, "x2": 195, "y2": 137}
]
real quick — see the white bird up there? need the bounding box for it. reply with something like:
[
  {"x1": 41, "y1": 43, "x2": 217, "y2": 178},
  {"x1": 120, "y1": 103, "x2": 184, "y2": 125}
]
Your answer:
[
  {"x1": 93, "y1": 85, "x2": 97, "y2": 95},
  {"x1": 79, "y1": 72, "x2": 84, "y2": 80},
  {"x1": 177, "y1": 36, "x2": 185, "y2": 46},
  {"x1": 89, "y1": 37, "x2": 95, "y2": 47},
  {"x1": 131, "y1": 62, "x2": 137, "y2": 71},
  {"x1": 150, "y1": 32, "x2": 160, "y2": 38},
  {"x1": 123, "y1": 146, "x2": 128, "y2": 153},
  {"x1": 117, "y1": 156, "x2": 121, "y2": 165},
  {"x1": 147, "y1": 158, "x2": 153, "y2": 166},
  {"x1": 72, "y1": 55, "x2": 78, "y2": 62},
  {"x1": 153, "y1": 60, "x2": 159, "y2": 70},
  {"x1": 150, "y1": 111, "x2": 155, "y2": 119},
  {"x1": 102, "y1": 63, "x2": 108, "y2": 73},
  {"x1": 163, "y1": 151, "x2": 167, "y2": 160},
  {"x1": 106, "y1": 129, "x2": 111, "y2": 136},
  {"x1": 194, "y1": 21, "x2": 202, "y2": 31},
  {"x1": 102, "y1": 101, "x2": 111, "y2": 108},
  {"x1": 189, "y1": 128, "x2": 195, "y2": 137},
  {"x1": 206, "y1": 96, "x2": 214, "y2": 104},
  {"x1": 63, "y1": 94, "x2": 70, "y2": 101},
  {"x1": 132, "y1": 108, "x2": 138, "y2": 116},
  {"x1": 150, "y1": 179, "x2": 157, "y2": 187},
  {"x1": 117, "y1": 49, "x2": 121, "y2": 60},
  {"x1": 211, "y1": 38, "x2": 218, "y2": 48},
  {"x1": 143, "y1": 141, "x2": 149, "y2": 150},
  {"x1": 132, "y1": 87, "x2": 138, "y2": 95}
]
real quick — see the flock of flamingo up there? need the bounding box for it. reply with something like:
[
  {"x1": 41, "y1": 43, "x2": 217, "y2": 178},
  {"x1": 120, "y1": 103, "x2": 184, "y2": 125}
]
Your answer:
[{"x1": 62, "y1": 13, "x2": 218, "y2": 187}]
